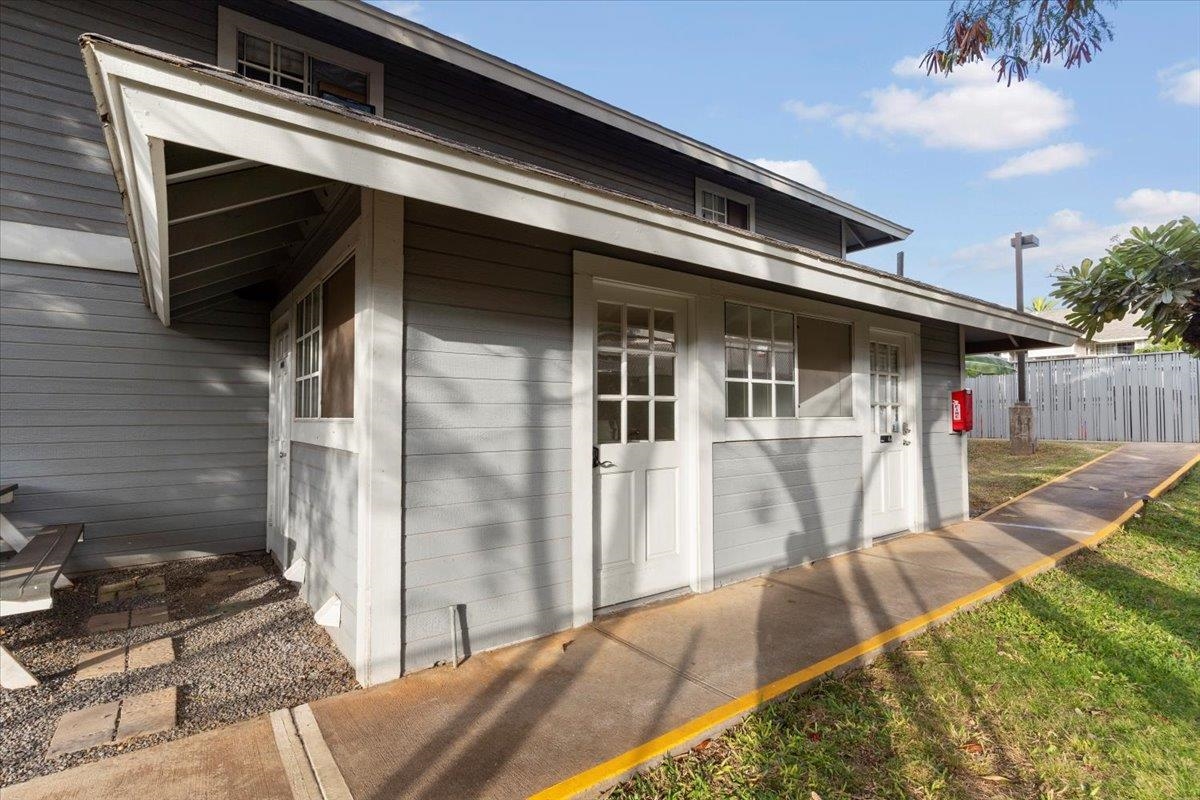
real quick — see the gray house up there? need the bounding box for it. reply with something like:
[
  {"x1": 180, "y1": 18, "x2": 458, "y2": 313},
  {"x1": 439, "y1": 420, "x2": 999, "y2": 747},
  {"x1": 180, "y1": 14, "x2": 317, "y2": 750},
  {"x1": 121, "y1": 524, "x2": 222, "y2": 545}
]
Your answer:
[{"x1": 0, "y1": 0, "x2": 1076, "y2": 684}]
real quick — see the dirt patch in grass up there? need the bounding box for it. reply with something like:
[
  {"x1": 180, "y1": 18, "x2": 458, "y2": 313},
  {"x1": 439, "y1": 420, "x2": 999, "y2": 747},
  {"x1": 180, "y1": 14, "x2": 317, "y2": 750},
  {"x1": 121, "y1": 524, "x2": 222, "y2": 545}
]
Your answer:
[
  {"x1": 968, "y1": 439, "x2": 1119, "y2": 517},
  {"x1": 610, "y1": 468, "x2": 1200, "y2": 800},
  {"x1": 0, "y1": 552, "x2": 358, "y2": 786}
]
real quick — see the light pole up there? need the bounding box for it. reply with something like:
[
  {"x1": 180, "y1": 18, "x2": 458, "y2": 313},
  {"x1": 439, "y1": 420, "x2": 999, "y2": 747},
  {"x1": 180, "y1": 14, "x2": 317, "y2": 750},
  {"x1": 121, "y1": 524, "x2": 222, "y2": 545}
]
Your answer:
[{"x1": 1009, "y1": 232, "x2": 1039, "y2": 455}]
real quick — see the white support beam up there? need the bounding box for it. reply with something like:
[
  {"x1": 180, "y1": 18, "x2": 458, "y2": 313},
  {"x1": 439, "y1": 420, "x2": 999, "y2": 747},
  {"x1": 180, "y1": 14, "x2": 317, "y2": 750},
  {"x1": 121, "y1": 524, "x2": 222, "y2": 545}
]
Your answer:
[
  {"x1": 169, "y1": 193, "x2": 325, "y2": 255},
  {"x1": 171, "y1": 224, "x2": 304, "y2": 277},
  {"x1": 167, "y1": 166, "x2": 333, "y2": 224}
]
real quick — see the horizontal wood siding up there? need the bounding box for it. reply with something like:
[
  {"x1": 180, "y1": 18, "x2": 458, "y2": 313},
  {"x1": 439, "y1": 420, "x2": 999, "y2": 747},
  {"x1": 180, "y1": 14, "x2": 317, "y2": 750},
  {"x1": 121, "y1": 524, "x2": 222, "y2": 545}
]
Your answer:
[
  {"x1": 712, "y1": 436, "x2": 864, "y2": 586},
  {"x1": 402, "y1": 202, "x2": 574, "y2": 672},
  {"x1": 288, "y1": 442, "x2": 357, "y2": 661},
  {"x1": 1, "y1": 0, "x2": 844, "y2": 253},
  {"x1": 0, "y1": 259, "x2": 269, "y2": 569},
  {"x1": 0, "y1": 0, "x2": 218, "y2": 235},
  {"x1": 920, "y1": 321, "x2": 966, "y2": 528}
]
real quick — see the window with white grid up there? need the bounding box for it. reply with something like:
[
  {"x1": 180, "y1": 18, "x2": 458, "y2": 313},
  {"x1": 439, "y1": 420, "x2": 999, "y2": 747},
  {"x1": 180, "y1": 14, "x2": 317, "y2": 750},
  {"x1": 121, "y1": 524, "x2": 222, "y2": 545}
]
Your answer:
[
  {"x1": 870, "y1": 341, "x2": 902, "y2": 435},
  {"x1": 294, "y1": 285, "x2": 321, "y2": 419},
  {"x1": 236, "y1": 31, "x2": 374, "y2": 113},
  {"x1": 595, "y1": 302, "x2": 677, "y2": 444},
  {"x1": 724, "y1": 302, "x2": 796, "y2": 418},
  {"x1": 699, "y1": 191, "x2": 727, "y2": 224}
]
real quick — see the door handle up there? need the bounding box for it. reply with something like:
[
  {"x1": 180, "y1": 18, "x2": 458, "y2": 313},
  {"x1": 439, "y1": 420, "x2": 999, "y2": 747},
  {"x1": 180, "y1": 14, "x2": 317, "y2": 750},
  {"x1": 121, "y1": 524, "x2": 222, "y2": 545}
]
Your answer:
[{"x1": 592, "y1": 446, "x2": 615, "y2": 469}]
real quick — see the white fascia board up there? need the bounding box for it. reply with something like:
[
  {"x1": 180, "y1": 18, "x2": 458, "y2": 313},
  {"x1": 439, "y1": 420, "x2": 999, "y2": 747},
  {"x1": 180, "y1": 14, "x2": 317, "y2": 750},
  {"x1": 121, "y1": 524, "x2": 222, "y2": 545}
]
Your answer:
[
  {"x1": 81, "y1": 38, "x2": 1075, "y2": 346},
  {"x1": 293, "y1": 0, "x2": 911, "y2": 243}
]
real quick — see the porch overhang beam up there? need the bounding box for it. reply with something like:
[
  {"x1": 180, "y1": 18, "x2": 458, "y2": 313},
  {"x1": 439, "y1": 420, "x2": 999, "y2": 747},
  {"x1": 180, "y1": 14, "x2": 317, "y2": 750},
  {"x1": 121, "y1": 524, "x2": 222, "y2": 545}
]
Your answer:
[{"x1": 80, "y1": 34, "x2": 1077, "y2": 348}]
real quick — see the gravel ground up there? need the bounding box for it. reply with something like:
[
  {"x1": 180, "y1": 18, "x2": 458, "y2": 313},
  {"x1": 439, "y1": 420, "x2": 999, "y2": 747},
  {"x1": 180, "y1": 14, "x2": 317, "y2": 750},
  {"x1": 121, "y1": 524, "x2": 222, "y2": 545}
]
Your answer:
[{"x1": 0, "y1": 552, "x2": 359, "y2": 787}]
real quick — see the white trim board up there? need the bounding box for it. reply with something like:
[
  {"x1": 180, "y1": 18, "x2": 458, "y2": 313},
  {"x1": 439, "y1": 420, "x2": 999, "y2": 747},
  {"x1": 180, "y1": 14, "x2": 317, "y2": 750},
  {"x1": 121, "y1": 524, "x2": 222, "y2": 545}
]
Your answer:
[
  {"x1": 0, "y1": 221, "x2": 135, "y2": 273},
  {"x1": 81, "y1": 36, "x2": 1076, "y2": 349},
  {"x1": 294, "y1": 0, "x2": 910, "y2": 244}
]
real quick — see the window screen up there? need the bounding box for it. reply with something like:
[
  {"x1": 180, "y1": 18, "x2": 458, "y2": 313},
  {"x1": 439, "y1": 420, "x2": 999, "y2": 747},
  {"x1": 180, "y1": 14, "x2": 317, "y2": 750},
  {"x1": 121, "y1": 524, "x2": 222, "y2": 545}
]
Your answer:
[
  {"x1": 320, "y1": 258, "x2": 355, "y2": 418},
  {"x1": 796, "y1": 316, "x2": 853, "y2": 417}
]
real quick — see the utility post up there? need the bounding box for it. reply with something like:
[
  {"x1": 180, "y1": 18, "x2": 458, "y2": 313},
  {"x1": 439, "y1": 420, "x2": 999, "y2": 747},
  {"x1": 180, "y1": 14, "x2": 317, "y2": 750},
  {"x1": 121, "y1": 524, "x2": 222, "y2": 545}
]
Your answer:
[{"x1": 1009, "y1": 232, "x2": 1039, "y2": 455}]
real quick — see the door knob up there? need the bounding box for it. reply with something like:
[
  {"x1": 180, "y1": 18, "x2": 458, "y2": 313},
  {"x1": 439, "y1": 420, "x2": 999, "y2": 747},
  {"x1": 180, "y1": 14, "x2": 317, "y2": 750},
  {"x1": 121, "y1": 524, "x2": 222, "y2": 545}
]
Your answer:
[{"x1": 592, "y1": 446, "x2": 615, "y2": 469}]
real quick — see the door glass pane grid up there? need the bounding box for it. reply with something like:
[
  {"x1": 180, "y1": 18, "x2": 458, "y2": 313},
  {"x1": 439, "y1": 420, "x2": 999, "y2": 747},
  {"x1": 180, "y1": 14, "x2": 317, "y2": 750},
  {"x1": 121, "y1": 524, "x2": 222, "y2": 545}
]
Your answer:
[
  {"x1": 724, "y1": 302, "x2": 796, "y2": 418},
  {"x1": 870, "y1": 341, "x2": 902, "y2": 435},
  {"x1": 596, "y1": 302, "x2": 677, "y2": 444}
]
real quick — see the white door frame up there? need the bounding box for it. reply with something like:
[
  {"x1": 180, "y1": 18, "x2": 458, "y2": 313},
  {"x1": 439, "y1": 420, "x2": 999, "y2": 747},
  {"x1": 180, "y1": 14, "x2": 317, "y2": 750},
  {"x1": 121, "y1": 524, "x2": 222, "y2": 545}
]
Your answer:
[
  {"x1": 266, "y1": 312, "x2": 293, "y2": 565},
  {"x1": 571, "y1": 252, "x2": 711, "y2": 627},
  {"x1": 863, "y1": 325, "x2": 925, "y2": 541}
]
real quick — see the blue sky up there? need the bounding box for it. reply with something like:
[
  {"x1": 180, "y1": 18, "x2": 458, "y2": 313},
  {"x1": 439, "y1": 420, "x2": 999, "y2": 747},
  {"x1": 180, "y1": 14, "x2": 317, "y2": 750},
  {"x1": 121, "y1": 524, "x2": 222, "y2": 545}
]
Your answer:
[{"x1": 371, "y1": 0, "x2": 1200, "y2": 307}]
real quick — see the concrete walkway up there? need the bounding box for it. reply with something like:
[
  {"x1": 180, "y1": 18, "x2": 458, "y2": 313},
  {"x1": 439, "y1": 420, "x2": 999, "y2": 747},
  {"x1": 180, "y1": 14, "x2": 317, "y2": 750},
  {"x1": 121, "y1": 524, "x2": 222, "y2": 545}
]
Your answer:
[{"x1": 8, "y1": 442, "x2": 1198, "y2": 800}]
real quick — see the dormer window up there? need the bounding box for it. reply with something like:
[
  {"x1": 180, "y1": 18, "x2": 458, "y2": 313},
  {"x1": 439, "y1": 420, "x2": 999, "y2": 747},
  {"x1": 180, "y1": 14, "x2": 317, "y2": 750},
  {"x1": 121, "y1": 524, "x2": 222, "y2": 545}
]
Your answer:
[
  {"x1": 696, "y1": 178, "x2": 755, "y2": 232},
  {"x1": 218, "y1": 8, "x2": 385, "y2": 115}
]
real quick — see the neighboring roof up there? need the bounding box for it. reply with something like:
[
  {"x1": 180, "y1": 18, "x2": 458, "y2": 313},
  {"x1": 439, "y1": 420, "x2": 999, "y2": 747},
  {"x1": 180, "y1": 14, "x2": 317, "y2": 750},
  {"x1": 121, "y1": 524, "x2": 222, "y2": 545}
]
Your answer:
[
  {"x1": 291, "y1": 0, "x2": 912, "y2": 249},
  {"x1": 1035, "y1": 309, "x2": 1151, "y2": 342},
  {"x1": 82, "y1": 33, "x2": 1076, "y2": 352}
]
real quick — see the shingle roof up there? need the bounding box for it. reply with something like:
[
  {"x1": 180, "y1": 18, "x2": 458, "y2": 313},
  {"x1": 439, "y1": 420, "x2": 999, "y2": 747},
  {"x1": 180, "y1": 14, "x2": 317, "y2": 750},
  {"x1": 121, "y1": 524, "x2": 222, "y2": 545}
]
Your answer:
[{"x1": 1035, "y1": 309, "x2": 1150, "y2": 342}]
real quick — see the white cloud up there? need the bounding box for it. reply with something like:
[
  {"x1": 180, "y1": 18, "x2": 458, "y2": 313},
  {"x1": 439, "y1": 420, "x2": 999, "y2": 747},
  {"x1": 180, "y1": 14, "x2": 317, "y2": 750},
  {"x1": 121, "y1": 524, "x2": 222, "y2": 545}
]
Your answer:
[
  {"x1": 945, "y1": 188, "x2": 1200, "y2": 278},
  {"x1": 1159, "y1": 63, "x2": 1200, "y2": 107},
  {"x1": 367, "y1": 0, "x2": 421, "y2": 19},
  {"x1": 782, "y1": 100, "x2": 840, "y2": 121},
  {"x1": 751, "y1": 158, "x2": 828, "y2": 192},
  {"x1": 1115, "y1": 188, "x2": 1200, "y2": 222},
  {"x1": 986, "y1": 142, "x2": 1097, "y2": 179},
  {"x1": 785, "y1": 56, "x2": 1074, "y2": 152}
]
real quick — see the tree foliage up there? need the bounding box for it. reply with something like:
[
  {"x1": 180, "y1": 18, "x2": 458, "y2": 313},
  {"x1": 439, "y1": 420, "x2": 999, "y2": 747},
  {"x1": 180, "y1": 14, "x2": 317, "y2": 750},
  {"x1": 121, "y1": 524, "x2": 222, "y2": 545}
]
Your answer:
[
  {"x1": 1052, "y1": 217, "x2": 1200, "y2": 355},
  {"x1": 1027, "y1": 296, "x2": 1057, "y2": 312},
  {"x1": 922, "y1": 0, "x2": 1116, "y2": 84},
  {"x1": 966, "y1": 354, "x2": 1017, "y2": 376}
]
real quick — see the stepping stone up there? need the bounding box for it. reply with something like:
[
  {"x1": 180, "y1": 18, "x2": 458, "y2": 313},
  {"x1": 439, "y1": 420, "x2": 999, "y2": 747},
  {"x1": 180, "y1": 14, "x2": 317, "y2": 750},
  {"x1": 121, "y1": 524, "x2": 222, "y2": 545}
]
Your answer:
[
  {"x1": 130, "y1": 603, "x2": 169, "y2": 628},
  {"x1": 127, "y1": 638, "x2": 174, "y2": 670},
  {"x1": 46, "y1": 700, "x2": 118, "y2": 758},
  {"x1": 203, "y1": 565, "x2": 266, "y2": 585},
  {"x1": 96, "y1": 579, "x2": 138, "y2": 604},
  {"x1": 86, "y1": 611, "x2": 130, "y2": 633},
  {"x1": 115, "y1": 687, "x2": 177, "y2": 742},
  {"x1": 75, "y1": 646, "x2": 125, "y2": 680}
]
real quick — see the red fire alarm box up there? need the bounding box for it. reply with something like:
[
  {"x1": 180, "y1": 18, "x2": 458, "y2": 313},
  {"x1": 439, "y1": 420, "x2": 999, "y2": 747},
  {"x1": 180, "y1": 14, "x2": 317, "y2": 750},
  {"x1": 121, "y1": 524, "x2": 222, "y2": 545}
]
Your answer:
[{"x1": 951, "y1": 388, "x2": 973, "y2": 433}]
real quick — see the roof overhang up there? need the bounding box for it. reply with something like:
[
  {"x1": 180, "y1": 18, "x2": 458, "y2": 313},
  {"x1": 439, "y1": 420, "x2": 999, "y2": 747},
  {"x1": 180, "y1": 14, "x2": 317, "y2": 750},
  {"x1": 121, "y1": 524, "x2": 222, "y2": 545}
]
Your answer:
[
  {"x1": 293, "y1": 0, "x2": 911, "y2": 249},
  {"x1": 81, "y1": 35, "x2": 1076, "y2": 350}
]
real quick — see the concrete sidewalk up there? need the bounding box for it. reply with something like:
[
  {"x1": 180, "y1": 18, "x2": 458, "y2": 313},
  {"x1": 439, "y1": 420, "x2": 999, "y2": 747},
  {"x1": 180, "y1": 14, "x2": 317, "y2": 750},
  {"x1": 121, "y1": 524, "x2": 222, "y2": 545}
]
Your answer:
[{"x1": 8, "y1": 442, "x2": 1198, "y2": 800}]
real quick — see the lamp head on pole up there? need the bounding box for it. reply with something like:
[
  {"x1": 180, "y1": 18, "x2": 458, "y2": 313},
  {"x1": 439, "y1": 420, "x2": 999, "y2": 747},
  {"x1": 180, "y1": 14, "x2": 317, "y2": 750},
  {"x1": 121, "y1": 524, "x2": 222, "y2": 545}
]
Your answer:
[{"x1": 1010, "y1": 233, "x2": 1040, "y2": 250}]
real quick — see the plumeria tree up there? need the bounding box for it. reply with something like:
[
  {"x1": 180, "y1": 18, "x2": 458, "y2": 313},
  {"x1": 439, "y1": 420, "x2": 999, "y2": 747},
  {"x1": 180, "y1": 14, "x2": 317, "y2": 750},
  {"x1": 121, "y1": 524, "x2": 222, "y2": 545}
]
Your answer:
[{"x1": 1052, "y1": 217, "x2": 1200, "y2": 355}]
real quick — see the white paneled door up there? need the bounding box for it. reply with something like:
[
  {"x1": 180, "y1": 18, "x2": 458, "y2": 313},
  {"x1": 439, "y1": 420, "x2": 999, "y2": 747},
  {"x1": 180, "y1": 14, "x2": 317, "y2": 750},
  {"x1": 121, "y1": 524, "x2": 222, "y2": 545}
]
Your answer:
[
  {"x1": 867, "y1": 332, "x2": 913, "y2": 538},
  {"x1": 593, "y1": 286, "x2": 692, "y2": 608},
  {"x1": 267, "y1": 318, "x2": 292, "y2": 563}
]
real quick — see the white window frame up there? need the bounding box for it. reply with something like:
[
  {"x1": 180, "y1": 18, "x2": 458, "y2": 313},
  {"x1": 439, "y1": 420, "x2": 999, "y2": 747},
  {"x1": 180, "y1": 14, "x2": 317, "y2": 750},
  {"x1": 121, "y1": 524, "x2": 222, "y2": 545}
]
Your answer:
[
  {"x1": 294, "y1": 283, "x2": 322, "y2": 419},
  {"x1": 723, "y1": 301, "x2": 796, "y2": 419},
  {"x1": 217, "y1": 7, "x2": 385, "y2": 114},
  {"x1": 694, "y1": 178, "x2": 756, "y2": 232}
]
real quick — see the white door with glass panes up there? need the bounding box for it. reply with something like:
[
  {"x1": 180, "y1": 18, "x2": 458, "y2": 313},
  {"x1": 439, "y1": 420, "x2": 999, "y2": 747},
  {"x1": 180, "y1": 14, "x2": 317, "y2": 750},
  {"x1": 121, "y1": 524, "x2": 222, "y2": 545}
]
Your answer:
[
  {"x1": 593, "y1": 287, "x2": 692, "y2": 608},
  {"x1": 267, "y1": 319, "x2": 292, "y2": 562},
  {"x1": 867, "y1": 332, "x2": 912, "y2": 537}
]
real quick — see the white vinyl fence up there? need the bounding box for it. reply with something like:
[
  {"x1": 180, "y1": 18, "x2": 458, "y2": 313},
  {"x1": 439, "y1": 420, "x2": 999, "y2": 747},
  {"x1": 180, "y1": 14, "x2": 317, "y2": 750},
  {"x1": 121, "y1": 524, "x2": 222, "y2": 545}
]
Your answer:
[{"x1": 967, "y1": 352, "x2": 1200, "y2": 443}]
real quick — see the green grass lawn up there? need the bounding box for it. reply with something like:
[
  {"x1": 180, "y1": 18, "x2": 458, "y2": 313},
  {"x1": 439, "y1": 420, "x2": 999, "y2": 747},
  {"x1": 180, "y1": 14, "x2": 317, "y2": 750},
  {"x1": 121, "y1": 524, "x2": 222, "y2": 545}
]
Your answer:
[
  {"x1": 610, "y1": 465, "x2": 1199, "y2": 800},
  {"x1": 968, "y1": 440, "x2": 1119, "y2": 517}
]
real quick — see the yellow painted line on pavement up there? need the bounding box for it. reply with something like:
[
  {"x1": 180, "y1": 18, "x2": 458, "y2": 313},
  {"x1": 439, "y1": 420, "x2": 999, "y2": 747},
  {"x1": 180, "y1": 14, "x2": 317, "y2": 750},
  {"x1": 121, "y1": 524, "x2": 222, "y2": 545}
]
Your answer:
[{"x1": 531, "y1": 450, "x2": 1199, "y2": 800}]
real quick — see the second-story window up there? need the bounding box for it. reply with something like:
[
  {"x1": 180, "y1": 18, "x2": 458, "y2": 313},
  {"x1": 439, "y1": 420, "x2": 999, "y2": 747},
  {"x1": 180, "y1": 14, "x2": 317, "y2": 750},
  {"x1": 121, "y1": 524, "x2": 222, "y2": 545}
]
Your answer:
[
  {"x1": 237, "y1": 32, "x2": 373, "y2": 113},
  {"x1": 696, "y1": 179, "x2": 755, "y2": 231},
  {"x1": 219, "y1": 8, "x2": 385, "y2": 115}
]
